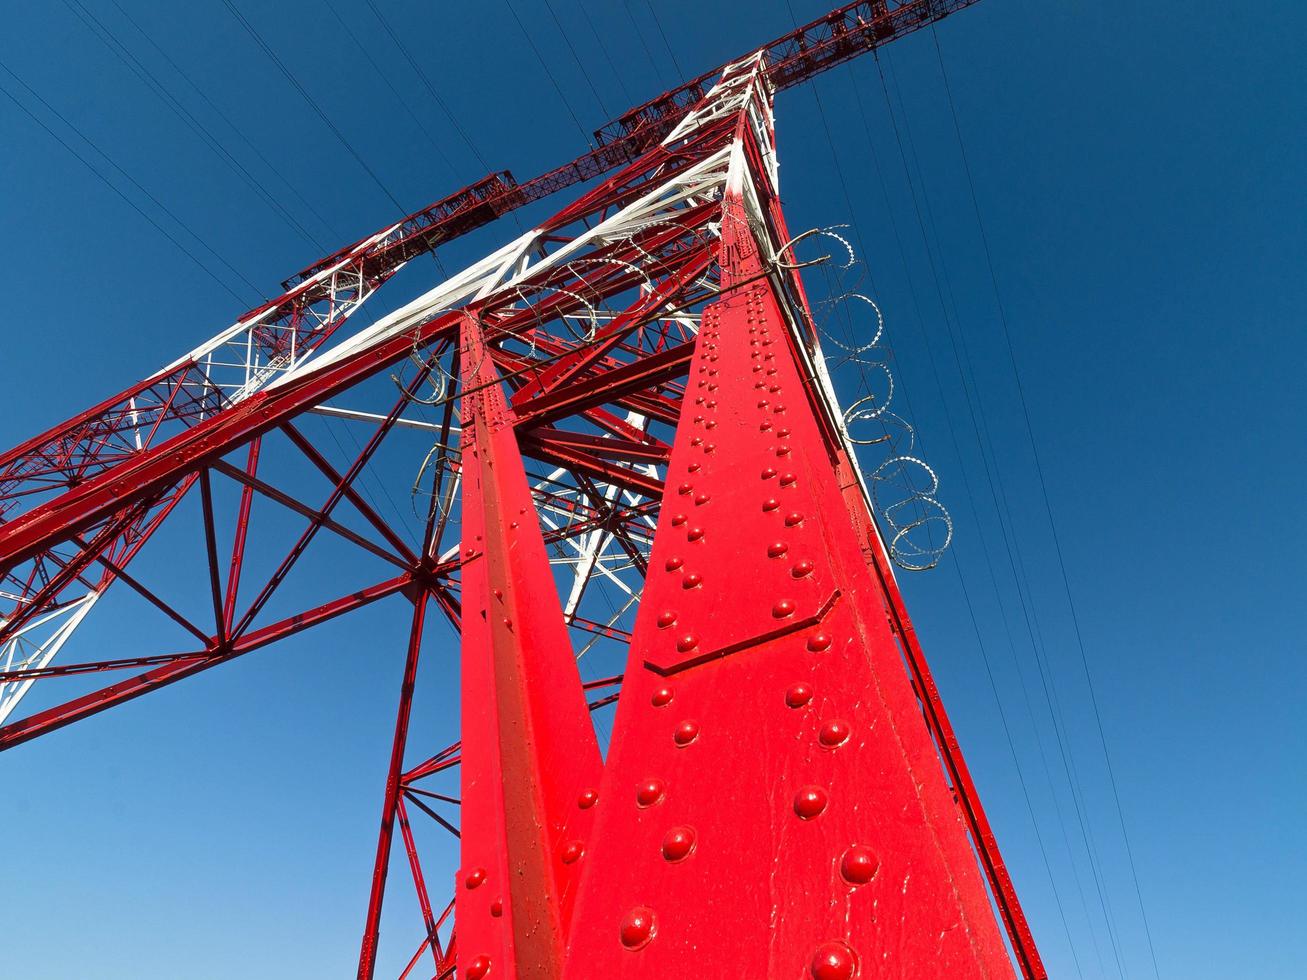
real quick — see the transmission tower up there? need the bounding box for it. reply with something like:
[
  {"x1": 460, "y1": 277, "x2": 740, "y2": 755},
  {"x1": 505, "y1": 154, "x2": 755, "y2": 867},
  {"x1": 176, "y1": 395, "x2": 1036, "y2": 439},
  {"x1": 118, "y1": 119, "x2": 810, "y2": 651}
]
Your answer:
[{"x1": 0, "y1": 3, "x2": 1048, "y2": 977}]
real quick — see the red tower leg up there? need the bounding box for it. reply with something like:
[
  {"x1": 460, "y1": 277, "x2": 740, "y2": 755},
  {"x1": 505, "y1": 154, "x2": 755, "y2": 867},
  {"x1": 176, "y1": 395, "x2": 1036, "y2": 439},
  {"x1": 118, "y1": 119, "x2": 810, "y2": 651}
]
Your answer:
[
  {"x1": 560, "y1": 190, "x2": 1022, "y2": 977},
  {"x1": 455, "y1": 314, "x2": 603, "y2": 979}
]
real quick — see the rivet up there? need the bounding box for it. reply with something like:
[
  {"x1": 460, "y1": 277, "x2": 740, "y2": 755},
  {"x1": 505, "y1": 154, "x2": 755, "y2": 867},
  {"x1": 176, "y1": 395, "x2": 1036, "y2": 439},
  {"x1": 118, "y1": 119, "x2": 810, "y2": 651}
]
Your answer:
[
  {"x1": 657, "y1": 609, "x2": 678, "y2": 627},
  {"x1": 810, "y1": 941, "x2": 857, "y2": 980},
  {"x1": 693, "y1": 415, "x2": 704, "y2": 424},
  {"x1": 695, "y1": 396, "x2": 705, "y2": 405},
  {"x1": 769, "y1": 385, "x2": 782, "y2": 394},
  {"x1": 761, "y1": 467, "x2": 777, "y2": 480},
  {"x1": 465, "y1": 867, "x2": 487, "y2": 889},
  {"x1": 707, "y1": 383, "x2": 718, "y2": 391},
  {"x1": 762, "y1": 498, "x2": 780, "y2": 512},
  {"x1": 785, "y1": 683, "x2": 813, "y2": 708},
  {"x1": 779, "y1": 473, "x2": 797, "y2": 487},
  {"x1": 704, "y1": 443, "x2": 716, "y2": 453},
  {"x1": 840, "y1": 844, "x2": 879, "y2": 885},
  {"x1": 674, "y1": 719, "x2": 701, "y2": 746},
  {"x1": 819, "y1": 719, "x2": 851, "y2": 748},
  {"x1": 767, "y1": 541, "x2": 789, "y2": 558},
  {"x1": 676, "y1": 632, "x2": 699, "y2": 651},
  {"x1": 757, "y1": 399, "x2": 770, "y2": 409},
  {"x1": 793, "y1": 786, "x2": 829, "y2": 820},
  {"x1": 774, "y1": 403, "x2": 787, "y2": 414},
  {"x1": 707, "y1": 400, "x2": 717, "y2": 409},
  {"x1": 560, "y1": 840, "x2": 585, "y2": 864},
  {"x1": 705, "y1": 420, "x2": 717, "y2": 429},
  {"x1": 678, "y1": 482, "x2": 693, "y2": 495},
  {"x1": 759, "y1": 420, "x2": 773, "y2": 432},
  {"x1": 807, "y1": 632, "x2": 833, "y2": 652},
  {"x1": 619, "y1": 907, "x2": 657, "y2": 950},
  {"x1": 784, "y1": 511, "x2": 804, "y2": 527},
  {"x1": 509, "y1": 521, "x2": 518, "y2": 529},
  {"x1": 773, "y1": 598, "x2": 797, "y2": 618},
  {"x1": 664, "y1": 556, "x2": 684, "y2": 572},
  {"x1": 636, "y1": 778, "x2": 666, "y2": 807},
  {"x1": 661, "y1": 825, "x2": 697, "y2": 862},
  {"x1": 465, "y1": 955, "x2": 492, "y2": 980},
  {"x1": 690, "y1": 437, "x2": 703, "y2": 446},
  {"x1": 489, "y1": 900, "x2": 503, "y2": 918},
  {"x1": 651, "y1": 687, "x2": 674, "y2": 708},
  {"x1": 777, "y1": 428, "x2": 791, "y2": 438},
  {"x1": 671, "y1": 513, "x2": 688, "y2": 526},
  {"x1": 493, "y1": 589, "x2": 504, "y2": 599},
  {"x1": 682, "y1": 572, "x2": 703, "y2": 589},
  {"x1": 752, "y1": 365, "x2": 763, "y2": 373},
  {"x1": 792, "y1": 559, "x2": 815, "y2": 577},
  {"x1": 686, "y1": 527, "x2": 705, "y2": 542},
  {"x1": 687, "y1": 462, "x2": 701, "y2": 473},
  {"x1": 776, "y1": 445, "x2": 792, "y2": 456},
  {"x1": 578, "y1": 788, "x2": 599, "y2": 809}
]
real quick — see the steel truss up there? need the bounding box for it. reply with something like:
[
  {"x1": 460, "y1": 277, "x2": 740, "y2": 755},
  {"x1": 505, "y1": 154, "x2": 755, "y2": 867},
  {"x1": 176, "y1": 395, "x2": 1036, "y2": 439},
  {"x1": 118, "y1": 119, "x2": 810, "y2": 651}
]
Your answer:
[{"x1": 0, "y1": 8, "x2": 1046, "y2": 980}]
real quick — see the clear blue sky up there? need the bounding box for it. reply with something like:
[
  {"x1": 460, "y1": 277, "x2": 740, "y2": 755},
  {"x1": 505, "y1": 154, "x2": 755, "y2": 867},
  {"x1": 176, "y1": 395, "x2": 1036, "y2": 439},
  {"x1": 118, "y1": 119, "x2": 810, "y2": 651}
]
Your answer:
[{"x1": 2, "y1": 1, "x2": 1303, "y2": 977}]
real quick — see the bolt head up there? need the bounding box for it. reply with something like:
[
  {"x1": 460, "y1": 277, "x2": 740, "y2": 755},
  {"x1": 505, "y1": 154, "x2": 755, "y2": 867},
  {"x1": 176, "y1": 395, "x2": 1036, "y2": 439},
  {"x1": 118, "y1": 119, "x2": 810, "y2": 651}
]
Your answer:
[
  {"x1": 620, "y1": 907, "x2": 657, "y2": 950},
  {"x1": 767, "y1": 541, "x2": 789, "y2": 558},
  {"x1": 651, "y1": 687, "x2": 674, "y2": 708},
  {"x1": 682, "y1": 572, "x2": 703, "y2": 589},
  {"x1": 762, "y1": 497, "x2": 780, "y2": 512},
  {"x1": 465, "y1": 867, "x2": 487, "y2": 889},
  {"x1": 810, "y1": 942, "x2": 857, "y2": 980},
  {"x1": 792, "y1": 559, "x2": 815, "y2": 578},
  {"x1": 773, "y1": 598, "x2": 797, "y2": 618},
  {"x1": 784, "y1": 511, "x2": 804, "y2": 527},
  {"x1": 820, "y1": 719, "x2": 852, "y2": 748},
  {"x1": 661, "y1": 825, "x2": 696, "y2": 862},
  {"x1": 560, "y1": 840, "x2": 585, "y2": 864},
  {"x1": 578, "y1": 788, "x2": 599, "y2": 809},
  {"x1": 785, "y1": 682, "x2": 813, "y2": 708},
  {"x1": 793, "y1": 785, "x2": 829, "y2": 820},
  {"x1": 657, "y1": 609, "x2": 678, "y2": 628},
  {"x1": 840, "y1": 844, "x2": 879, "y2": 885},
  {"x1": 807, "y1": 632, "x2": 832, "y2": 652},
  {"x1": 673, "y1": 719, "x2": 701, "y2": 746},
  {"x1": 465, "y1": 954, "x2": 492, "y2": 979},
  {"x1": 636, "y1": 778, "x2": 666, "y2": 807},
  {"x1": 676, "y1": 632, "x2": 699, "y2": 651}
]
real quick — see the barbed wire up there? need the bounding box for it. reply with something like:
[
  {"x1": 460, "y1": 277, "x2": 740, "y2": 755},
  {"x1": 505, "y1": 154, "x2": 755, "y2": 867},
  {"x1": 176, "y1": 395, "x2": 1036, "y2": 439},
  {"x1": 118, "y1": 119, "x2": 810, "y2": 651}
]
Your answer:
[{"x1": 797, "y1": 227, "x2": 953, "y2": 571}]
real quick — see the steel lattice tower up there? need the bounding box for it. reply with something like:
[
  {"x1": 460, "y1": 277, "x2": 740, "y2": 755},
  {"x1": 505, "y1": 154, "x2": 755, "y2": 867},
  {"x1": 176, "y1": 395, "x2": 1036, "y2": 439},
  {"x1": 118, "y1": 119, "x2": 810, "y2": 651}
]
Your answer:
[{"x1": 0, "y1": 3, "x2": 1048, "y2": 977}]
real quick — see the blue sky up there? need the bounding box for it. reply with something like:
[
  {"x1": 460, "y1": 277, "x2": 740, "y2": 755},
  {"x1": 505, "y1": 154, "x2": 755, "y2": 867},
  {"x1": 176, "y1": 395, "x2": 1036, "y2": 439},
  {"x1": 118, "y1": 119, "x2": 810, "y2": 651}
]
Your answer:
[{"x1": 1, "y1": 1, "x2": 1304, "y2": 977}]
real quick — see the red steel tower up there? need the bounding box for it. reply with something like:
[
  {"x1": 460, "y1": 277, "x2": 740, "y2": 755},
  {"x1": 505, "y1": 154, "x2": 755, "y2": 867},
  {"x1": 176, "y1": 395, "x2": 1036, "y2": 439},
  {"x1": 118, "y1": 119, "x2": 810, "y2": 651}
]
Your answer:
[{"x1": 0, "y1": 3, "x2": 1047, "y2": 977}]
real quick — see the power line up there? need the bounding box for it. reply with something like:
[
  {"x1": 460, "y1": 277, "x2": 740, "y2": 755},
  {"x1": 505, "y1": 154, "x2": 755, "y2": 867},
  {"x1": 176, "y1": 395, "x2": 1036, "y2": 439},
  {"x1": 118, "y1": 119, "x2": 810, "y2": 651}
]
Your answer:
[
  {"x1": 59, "y1": 0, "x2": 329, "y2": 252},
  {"x1": 573, "y1": 2, "x2": 635, "y2": 107},
  {"x1": 622, "y1": 1, "x2": 663, "y2": 78},
  {"x1": 219, "y1": 0, "x2": 410, "y2": 216},
  {"x1": 0, "y1": 73, "x2": 248, "y2": 305},
  {"x1": 321, "y1": 0, "x2": 463, "y2": 183},
  {"x1": 542, "y1": 0, "x2": 613, "y2": 119},
  {"x1": 871, "y1": 50, "x2": 1129, "y2": 975},
  {"x1": 929, "y1": 27, "x2": 1162, "y2": 979},
  {"x1": 105, "y1": 0, "x2": 341, "y2": 243},
  {"x1": 362, "y1": 0, "x2": 492, "y2": 173},
  {"x1": 503, "y1": 0, "x2": 590, "y2": 143},
  {"x1": 642, "y1": 0, "x2": 686, "y2": 82}
]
